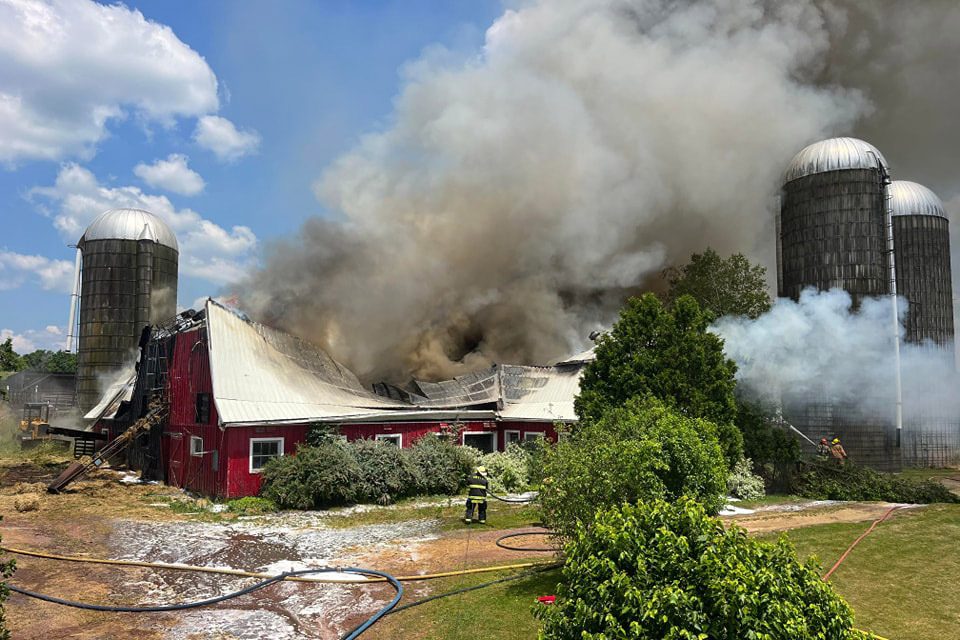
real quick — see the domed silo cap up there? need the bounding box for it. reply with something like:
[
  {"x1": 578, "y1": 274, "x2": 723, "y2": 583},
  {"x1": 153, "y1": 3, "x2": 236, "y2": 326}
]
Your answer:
[
  {"x1": 889, "y1": 181, "x2": 947, "y2": 218},
  {"x1": 79, "y1": 208, "x2": 179, "y2": 251},
  {"x1": 783, "y1": 137, "x2": 889, "y2": 184}
]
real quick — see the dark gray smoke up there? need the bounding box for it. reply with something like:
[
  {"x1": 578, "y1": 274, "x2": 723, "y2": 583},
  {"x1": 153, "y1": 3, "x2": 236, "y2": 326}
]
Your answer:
[{"x1": 240, "y1": 0, "x2": 960, "y2": 382}]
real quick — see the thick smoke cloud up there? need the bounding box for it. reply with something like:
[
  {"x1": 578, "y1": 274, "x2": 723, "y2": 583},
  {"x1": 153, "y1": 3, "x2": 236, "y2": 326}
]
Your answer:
[
  {"x1": 713, "y1": 288, "x2": 960, "y2": 421},
  {"x1": 241, "y1": 0, "x2": 960, "y2": 382}
]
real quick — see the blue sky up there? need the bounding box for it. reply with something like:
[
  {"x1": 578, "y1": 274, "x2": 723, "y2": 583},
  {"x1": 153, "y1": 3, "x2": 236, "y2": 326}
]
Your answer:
[{"x1": 0, "y1": 0, "x2": 501, "y2": 353}]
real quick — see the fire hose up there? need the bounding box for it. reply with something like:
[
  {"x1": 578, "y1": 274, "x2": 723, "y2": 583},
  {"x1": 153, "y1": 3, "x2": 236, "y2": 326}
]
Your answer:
[{"x1": 8, "y1": 566, "x2": 401, "y2": 640}]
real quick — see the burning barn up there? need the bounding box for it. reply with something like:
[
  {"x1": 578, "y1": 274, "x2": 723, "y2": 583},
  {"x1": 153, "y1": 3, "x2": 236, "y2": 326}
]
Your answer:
[{"x1": 93, "y1": 299, "x2": 580, "y2": 499}]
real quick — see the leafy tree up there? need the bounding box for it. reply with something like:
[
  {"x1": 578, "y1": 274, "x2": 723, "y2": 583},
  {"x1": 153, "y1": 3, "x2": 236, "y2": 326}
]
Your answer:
[
  {"x1": 539, "y1": 397, "x2": 728, "y2": 538},
  {"x1": 575, "y1": 293, "x2": 742, "y2": 465},
  {"x1": 0, "y1": 339, "x2": 23, "y2": 373},
  {"x1": 663, "y1": 248, "x2": 772, "y2": 319},
  {"x1": 536, "y1": 498, "x2": 870, "y2": 640},
  {"x1": 736, "y1": 399, "x2": 801, "y2": 466},
  {"x1": 21, "y1": 349, "x2": 77, "y2": 374}
]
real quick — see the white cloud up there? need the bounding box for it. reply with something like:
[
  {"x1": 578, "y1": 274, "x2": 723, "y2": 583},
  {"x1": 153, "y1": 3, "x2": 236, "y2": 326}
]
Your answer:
[
  {"x1": 0, "y1": 249, "x2": 74, "y2": 292},
  {"x1": 0, "y1": 0, "x2": 220, "y2": 165},
  {"x1": 30, "y1": 164, "x2": 258, "y2": 286},
  {"x1": 193, "y1": 115, "x2": 261, "y2": 162},
  {"x1": 134, "y1": 154, "x2": 205, "y2": 196},
  {"x1": 1, "y1": 328, "x2": 37, "y2": 353},
  {"x1": 45, "y1": 325, "x2": 61, "y2": 335}
]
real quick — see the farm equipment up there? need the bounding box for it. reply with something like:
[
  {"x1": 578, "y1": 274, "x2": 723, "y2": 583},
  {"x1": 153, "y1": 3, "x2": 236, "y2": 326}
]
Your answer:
[{"x1": 18, "y1": 402, "x2": 54, "y2": 447}]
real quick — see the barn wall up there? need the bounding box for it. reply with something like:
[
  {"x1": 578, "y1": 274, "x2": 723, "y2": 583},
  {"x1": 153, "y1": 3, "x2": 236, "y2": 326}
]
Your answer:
[
  {"x1": 223, "y1": 424, "x2": 309, "y2": 498},
  {"x1": 165, "y1": 326, "x2": 228, "y2": 496}
]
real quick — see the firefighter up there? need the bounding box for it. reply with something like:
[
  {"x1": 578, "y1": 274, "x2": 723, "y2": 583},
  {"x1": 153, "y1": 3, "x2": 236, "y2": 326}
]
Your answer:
[
  {"x1": 830, "y1": 437, "x2": 848, "y2": 465},
  {"x1": 464, "y1": 465, "x2": 489, "y2": 524},
  {"x1": 817, "y1": 438, "x2": 831, "y2": 458}
]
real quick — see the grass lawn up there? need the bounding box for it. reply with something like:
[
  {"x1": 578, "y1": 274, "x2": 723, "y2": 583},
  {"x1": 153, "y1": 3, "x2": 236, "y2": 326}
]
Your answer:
[
  {"x1": 323, "y1": 498, "x2": 541, "y2": 531},
  {"x1": 370, "y1": 568, "x2": 562, "y2": 639},
  {"x1": 760, "y1": 503, "x2": 960, "y2": 639}
]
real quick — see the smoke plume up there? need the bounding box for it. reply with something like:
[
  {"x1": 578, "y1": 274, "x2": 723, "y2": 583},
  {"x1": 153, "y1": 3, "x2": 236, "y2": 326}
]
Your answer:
[
  {"x1": 240, "y1": 0, "x2": 960, "y2": 382},
  {"x1": 713, "y1": 288, "x2": 960, "y2": 421}
]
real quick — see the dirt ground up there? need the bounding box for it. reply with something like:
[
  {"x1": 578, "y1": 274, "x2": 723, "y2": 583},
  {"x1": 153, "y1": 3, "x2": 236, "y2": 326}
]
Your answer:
[{"x1": 0, "y1": 459, "x2": 936, "y2": 639}]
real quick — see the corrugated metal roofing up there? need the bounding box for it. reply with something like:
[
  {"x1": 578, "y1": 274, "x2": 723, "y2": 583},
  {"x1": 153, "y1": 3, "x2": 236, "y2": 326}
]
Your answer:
[
  {"x1": 889, "y1": 181, "x2": 947, "y2": 218},
  {"x1": 410, "y1": 363, "x2": 583, "y2": 422},
  {"x1": 80, "y1": 208, "x2": 179, "y2": 251},
  {"x1": 206, "y1": 300, "x2": 410, "y2": 426},
  {"x1": 783, "y1": 137, "x2": 888, "y2": 184},
  {"x1": 83, "y1": 370, "x2": 136, "y2": 422},
  {"x1": 498, "y1": 364, "x2": 582, "y2": 422}
]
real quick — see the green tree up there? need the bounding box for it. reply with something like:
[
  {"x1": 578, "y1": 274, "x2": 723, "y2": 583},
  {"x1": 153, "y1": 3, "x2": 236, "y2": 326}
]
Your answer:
[
  {"x1": 21, "y1": 350, "x2": 77, "y2": 373},
  {"x1": 663, "y1": 248, "x2": 772, "y2": 319},
  {"x1": 539, "y1": 397, "x2": 728, "y2": 538},
  {"x1": 536, "y1": 498, "x2": 870, "y2": 640},
  {"x1": 45, "y1": 351, "x2": 77, "y2": 374},
  {"x1": 575, "y1": 293, "x2": 742, "y2": 465},
  {"x1": 0, "y1": 339, "x2": 23, "y2": 373}
]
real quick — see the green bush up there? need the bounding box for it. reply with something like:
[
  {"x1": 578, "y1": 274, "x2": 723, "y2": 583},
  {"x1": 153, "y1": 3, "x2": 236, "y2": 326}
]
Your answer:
[
  {"x1": 227, "y1": 496, "x2": 277, "y2": 515},
  {"x1": 538, "y1": 396, "x2": 727, "y2": 539},
  {"x1": 351, "y1": 438, "x2": 422, "y2": 505},
  {"x1": 727, "y1": 456, "x2": 766, "y2": 501},
  {"x1": 408, "y1": 433, "x2": 475, "y2": 495},
  {"x1": 794, "y1": 463, "x2": 960, "y2": 504},
  {"x1": 260, "y1": 442, "x2": 362, "y2": 509},
  {"x1": 735, "y1": 399, "x2": 802, "y2": 465},
  {"x1": 481, "y1": 443, "x2": 532, "y2": 493},
  {"x1": 536, "y1": 498, "x2": 868, "y2": 640}
]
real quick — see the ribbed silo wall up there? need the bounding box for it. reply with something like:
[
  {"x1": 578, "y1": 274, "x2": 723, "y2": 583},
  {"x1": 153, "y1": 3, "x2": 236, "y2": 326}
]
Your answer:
[
  {"x1": 893, "y1": 215, "x2": 955, "y2": 346},
  {"x1": 77, "y1": 240, "x2": 178, "y2": 412},
  {"x1": 779, "y1": 169, "x2": 889, "y2": 305},
  {"x1": 783, "y1": 392, "x2": 901, "y2": 471}
]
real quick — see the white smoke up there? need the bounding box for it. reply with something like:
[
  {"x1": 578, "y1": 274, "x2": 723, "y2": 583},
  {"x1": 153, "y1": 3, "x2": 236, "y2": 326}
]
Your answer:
[
  {"x1": 712, "y1": 288, "x2": 960, "y2": 420},
  {"x1": 241, "y1": 0, "x2": 960, "y2": 382}
]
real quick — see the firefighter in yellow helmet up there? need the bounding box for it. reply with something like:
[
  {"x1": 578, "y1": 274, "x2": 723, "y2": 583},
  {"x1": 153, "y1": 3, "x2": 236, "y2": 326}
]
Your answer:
[
  {"x1": 464, "y1": 465, "x2": 489, "y2": 524},
  {"x1": 830, "y1": 437, "x2": 848, "y2": 466}
]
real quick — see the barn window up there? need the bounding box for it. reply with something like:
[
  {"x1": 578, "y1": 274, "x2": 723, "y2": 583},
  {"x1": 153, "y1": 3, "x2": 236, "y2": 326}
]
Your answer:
[
  {"x1": 375, "y1": 433, "x2": 402, "y2": 447},
  {"x1": 190, "y1": 436, "x2": 204, "y2": 457},
  {"x1": 249, "y1": 437, "x2": 284, "y2": 473},
  {"x1": 195, "y1": 393, "x2": 211, "y2": 424},
  {"x1": 523, "y1": 432, "x2": 545, "y2": 442},
  {"x1": 462, "y1": 431, "x2": 496, "y2": 454},
  {"x1": 505, "y1": 430, "x2": 521, "y2": 445}
]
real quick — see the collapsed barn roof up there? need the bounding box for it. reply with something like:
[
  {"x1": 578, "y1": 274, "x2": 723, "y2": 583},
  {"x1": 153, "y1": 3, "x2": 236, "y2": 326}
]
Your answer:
[{"x1": 87, "y1": 298, "x2": 592, "y2": 427}]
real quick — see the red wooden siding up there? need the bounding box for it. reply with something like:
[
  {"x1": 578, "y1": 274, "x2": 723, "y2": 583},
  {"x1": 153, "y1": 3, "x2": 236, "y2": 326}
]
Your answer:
[
  {"x1": 223, "y1": 425, "x2": 309, "y2": 498},
  {"x1": 165, "y1": 327, "x2": 226, "y2": 496}
]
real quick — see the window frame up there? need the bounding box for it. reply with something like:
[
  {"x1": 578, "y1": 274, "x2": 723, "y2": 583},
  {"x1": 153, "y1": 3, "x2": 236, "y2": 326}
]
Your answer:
[
  {"x1": 189, "y1": 435, "x2": 204, "y2": 457},
  {"x1": 195, "y1": 392, "x2": 211, "y2": 425},
  {"x1": 374, "y1": 433, "x2": 403, "y2": 447},
  {"x1": 504, "y1": 430, "x2": 521, "y2": 446},
  {"x1": 249, "y1": 437, "x2": 284, "y2": 474},
  {"x1": 523, "y1": 431, "x2": 546, "y2": 442},
  {"x1": 461, "y1": 430, "x2": 497, "y2": 454}
]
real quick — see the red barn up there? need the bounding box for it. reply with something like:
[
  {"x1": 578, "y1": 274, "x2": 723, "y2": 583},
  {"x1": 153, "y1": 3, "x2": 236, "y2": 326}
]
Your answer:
[{"x1": 100, "y1": 299, "x2": 588, "y2": 499}]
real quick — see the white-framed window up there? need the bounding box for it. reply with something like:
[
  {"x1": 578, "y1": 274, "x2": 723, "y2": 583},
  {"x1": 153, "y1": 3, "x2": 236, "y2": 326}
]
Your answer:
[
  {"x1": 190, "y1": 436, "x2": 204, "y2": 457},
  {"x1": 375, "y1": 433, "x2": 402, "y2": 447},
  {"x1": 462, "y1": 431, "x2": 497, "y2": 454},
  {"x1": 250, "y1": 437, "x2": 284, "y2": 473},
  {"x1": 523, "y1": 432, "x2": 545, "y2": 442},
  {"x1": 505, "y1": 430, "x2": 521, "y2": 445}
]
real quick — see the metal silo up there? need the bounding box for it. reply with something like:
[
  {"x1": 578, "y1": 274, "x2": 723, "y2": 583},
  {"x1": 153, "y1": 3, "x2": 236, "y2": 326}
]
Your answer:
[
  {"x1": 778, "y1": 137, "x2": 891, "y2": 304},
  {"x1": 778, "y1": 137, "x2": 901, "y2": 470},
  {"x1": 889, "y1": 181, "x2": 955, "y2": 347},
  {"x1": 76, "y1": 209, "x2": 179, "y2": 413}
]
